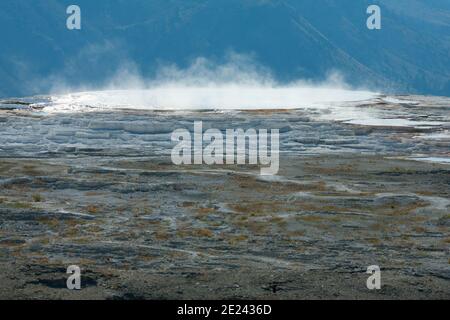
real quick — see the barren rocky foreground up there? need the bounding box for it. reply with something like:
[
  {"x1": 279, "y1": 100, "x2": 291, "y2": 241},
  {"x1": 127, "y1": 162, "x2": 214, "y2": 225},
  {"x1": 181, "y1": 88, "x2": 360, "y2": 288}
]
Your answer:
[{"x1": 0, "y1": 95, "x2": 449, "y2": 299}]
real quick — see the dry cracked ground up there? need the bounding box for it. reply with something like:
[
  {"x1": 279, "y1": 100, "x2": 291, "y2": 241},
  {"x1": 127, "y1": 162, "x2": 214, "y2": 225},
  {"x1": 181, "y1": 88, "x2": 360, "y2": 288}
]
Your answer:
[{"x1": 0, "y1": 100, "x2": 449, "y2": 299}]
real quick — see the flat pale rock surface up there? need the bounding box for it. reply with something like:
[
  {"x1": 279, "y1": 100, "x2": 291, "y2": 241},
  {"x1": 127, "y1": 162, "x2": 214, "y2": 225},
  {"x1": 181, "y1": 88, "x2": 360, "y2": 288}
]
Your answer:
[{"x1": 0, "y1": 95, "x2": 449, "y2": 299}]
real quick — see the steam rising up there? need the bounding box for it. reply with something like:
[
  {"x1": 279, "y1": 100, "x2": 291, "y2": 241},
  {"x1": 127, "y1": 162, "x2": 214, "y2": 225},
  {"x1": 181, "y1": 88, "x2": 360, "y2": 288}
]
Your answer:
[{"x1": 47, "y1": 55, "x2": 378, "y2": 112}]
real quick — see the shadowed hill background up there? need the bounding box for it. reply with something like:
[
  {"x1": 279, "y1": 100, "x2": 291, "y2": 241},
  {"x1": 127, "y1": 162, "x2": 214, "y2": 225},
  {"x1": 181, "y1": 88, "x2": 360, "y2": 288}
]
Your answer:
[{"x1": 1, "y1": 0, "x2": 449, "y2": 98}]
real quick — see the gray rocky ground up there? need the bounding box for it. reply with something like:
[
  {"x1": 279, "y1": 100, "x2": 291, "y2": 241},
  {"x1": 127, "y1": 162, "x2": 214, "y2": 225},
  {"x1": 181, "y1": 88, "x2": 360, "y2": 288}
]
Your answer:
[{"x1": 0, "y1": 95, "x2": 449, "y2": 299}]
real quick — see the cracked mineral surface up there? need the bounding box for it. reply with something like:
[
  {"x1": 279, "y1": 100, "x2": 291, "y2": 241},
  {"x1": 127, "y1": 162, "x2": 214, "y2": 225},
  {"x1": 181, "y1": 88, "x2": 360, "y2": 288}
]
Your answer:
[{"x1": 0, "y1": 93, "x2": 449, "y2": 299}]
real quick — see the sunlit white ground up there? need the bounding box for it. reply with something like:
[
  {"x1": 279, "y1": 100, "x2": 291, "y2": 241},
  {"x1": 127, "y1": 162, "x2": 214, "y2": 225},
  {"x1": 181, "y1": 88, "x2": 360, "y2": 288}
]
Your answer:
[{"x1": 44, "y1": 87, "x2": 378, "y2": 112}]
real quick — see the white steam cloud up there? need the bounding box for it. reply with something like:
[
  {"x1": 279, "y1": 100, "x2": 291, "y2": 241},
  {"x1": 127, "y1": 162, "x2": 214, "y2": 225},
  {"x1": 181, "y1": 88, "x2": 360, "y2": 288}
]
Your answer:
[{"x1": 47, "y1": 54, "x2": 378, "y2": 112}]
